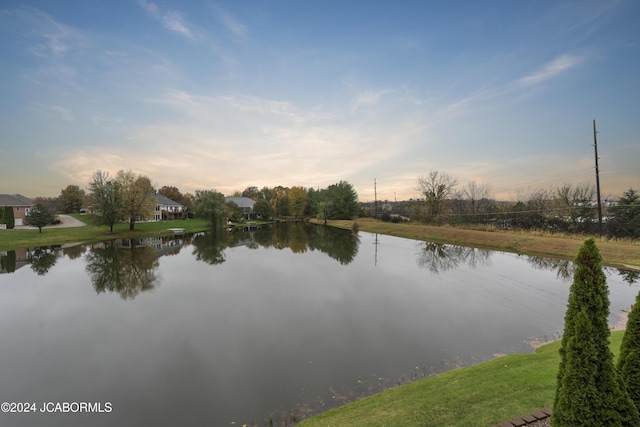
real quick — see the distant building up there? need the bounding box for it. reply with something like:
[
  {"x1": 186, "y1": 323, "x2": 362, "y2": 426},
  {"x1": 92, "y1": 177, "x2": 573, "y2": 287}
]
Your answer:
[
  {"x1": 0, "y1": 194, "x2": 35, "y2": 226},
  {"x1": 225, "y1": 196, "x2": 256, "y2": 219},
  {"x1": 152, "y1": 194, "x2": 185, "y2": 221}
]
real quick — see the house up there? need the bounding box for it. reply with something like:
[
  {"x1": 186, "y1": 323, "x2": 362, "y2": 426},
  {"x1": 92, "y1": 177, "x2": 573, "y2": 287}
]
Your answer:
[
  {"x1": 152, "y1": 194, "x2": 185, "y2": 221},
  {"x1": 0, "y1": 194, "x2": 35, "y2": 227},
  {"x1": 225, "y1": 196, "x2": 256, "y2": 219}
]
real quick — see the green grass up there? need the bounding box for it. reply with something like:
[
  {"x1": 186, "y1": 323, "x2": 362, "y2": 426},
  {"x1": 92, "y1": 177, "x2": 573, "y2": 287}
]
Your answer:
[
  {"x1": 0, "y1": 215, "x2": 211, "y2": 250},
  {"x1": 298, "y1": 331, "x2": 626, "y2": 427}
]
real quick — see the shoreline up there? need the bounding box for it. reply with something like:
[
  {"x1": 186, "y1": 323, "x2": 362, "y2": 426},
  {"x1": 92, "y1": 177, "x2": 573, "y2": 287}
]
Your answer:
[{"x1": 314, "y1": 218, "x2": 640, "y2": 271}]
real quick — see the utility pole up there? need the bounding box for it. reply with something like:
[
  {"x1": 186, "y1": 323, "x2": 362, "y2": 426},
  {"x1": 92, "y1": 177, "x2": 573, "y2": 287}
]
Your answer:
[
  {"x1": 374, "y1": 178, "x2": 378, "y2": 219},
  {"x1": 593, "y1": 119, "x2": 603, "y2": 236}
]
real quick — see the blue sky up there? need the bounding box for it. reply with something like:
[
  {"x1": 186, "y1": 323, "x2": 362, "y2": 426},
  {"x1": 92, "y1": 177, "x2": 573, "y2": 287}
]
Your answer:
[{"x1": 1, "y1": 0, "x2": 638, "y2": 202}]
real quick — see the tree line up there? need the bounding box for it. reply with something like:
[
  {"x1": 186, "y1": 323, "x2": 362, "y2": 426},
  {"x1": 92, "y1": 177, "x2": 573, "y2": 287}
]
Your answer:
[
  {"x1": 192, "y1": 180, "x2": 361, "y2": 229},
  {"x1": 367, "y1": 170, "x2": 639, "y2": 239},
  {"x1": 27, "y1": 171, "x2": 362, "y2": 233}
]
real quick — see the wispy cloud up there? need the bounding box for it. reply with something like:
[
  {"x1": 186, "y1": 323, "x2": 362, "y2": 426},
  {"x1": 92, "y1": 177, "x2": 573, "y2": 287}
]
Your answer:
[
  {"x1": 351, "y1": 90, "x2": 391, "y2": 112},
  {"x1": 162, "y1": 11, "x2": 195, "y2": 40},
  {"x1": 222, "y1": 13, "x2": 247, "y2": 39},
  {"x1": 48, "y1": 105, "x2": 75, "y2": 121},
  {"x1": 518, "y1": 54, "x2": 583, "y2": 86},
  {"x1": 137, "y1": 0, "x2": 159, "y2": 18},
  {"x1": 31, "y1": 104, "x2": 75, "y2": 122},
  {"x1": 425, "y1": 52, "x2": 587, "y2": 125},
  {"x1": 3, "y1": 7, "x2": 87, "y2": 58},
  {"x1": 138, "y1": 0, "x2": 197, "y2": 40}
]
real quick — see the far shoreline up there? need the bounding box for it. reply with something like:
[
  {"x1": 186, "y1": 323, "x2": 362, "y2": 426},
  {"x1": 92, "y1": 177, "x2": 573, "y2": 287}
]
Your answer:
[{"x1": 313, "y1": 218, "x2": 640, "y2": 272}]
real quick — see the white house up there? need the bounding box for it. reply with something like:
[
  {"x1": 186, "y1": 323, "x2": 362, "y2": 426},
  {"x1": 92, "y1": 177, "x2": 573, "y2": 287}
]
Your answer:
[{"x1": 152, "y1": 194, "x2": 185, "y2": 221}]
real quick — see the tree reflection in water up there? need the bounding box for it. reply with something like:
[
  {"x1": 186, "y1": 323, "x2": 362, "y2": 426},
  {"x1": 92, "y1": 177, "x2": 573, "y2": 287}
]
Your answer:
[
  {"x1": 414, "y1": 243, "x2": 638, "y2": 285},
  {"x1": 30, "y1": 246, "x2": 60, "y2": 276},
  {"x1": 190, "y1": 222, "x2": 360, "y2": 267},
  {"x1": 525, "y1": 256, "x2": 574, "y2": 281},
  {"x1": 85, "y1": 240, "x2": 159, "y2": 300},
  {"x1": 191, "y1": 229, "x2": 227, "y2": 265},
  {"x1": 415, "y1": 241, "x2": 491, "y2": 273},
  {"x1": 525, "y1": 255, "x2": 639, "y2": 285}
]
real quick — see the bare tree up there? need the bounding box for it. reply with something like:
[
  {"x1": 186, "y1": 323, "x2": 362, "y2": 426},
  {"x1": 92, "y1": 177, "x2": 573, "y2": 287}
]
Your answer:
[
  {"x1": 417, "y1": 171, "x2": 458, "y2": 217},
  {"x1": 555, "y1": 183, "x2": 595, "y2": 229},
  {"x1": 88, "y1": 170, "x2": 122, "y2": 233},
  {"x1": 462, "y1": 181, "x2": 492, "y2": 214}
]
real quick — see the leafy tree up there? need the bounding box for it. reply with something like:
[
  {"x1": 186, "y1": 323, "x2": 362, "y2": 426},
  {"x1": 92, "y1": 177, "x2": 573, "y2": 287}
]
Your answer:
[
  {"x1": 272, "y1": 186, "x2": 290, "y2": 217},
  {"x1": 194, "y1": 190, "x2": 228, "y2": 230},
  {"x1": 34, "y1": 196, "x2": 59, "y2": 215},
  {"x1": 618, "y1": 290, "x2": 640, "y2": 410},
  {"x1": 288, "y1": 186, "x2": 309, "y2": 218},
  {"x1": 553, "y1": 238, "x2": 639, "y2": 426},
  {"x1": 3, "y1": 206, "x2": 15, "y2": 229},
  {"x1": 59, "y1": 185, "x2": 86, "y2": 214},
  {"x1": 27, "y1": 202, "x2": 54, "y2": 233},
  {"x1": 241, "y1": 186, "x2": 260, "y2": 200},
  {"x1": 324, "y1": 181, "x2": 360, "y2": 220},
  {"x1": 158, "y1": 185, "x2": 185, "y2": 205},
  {"x1": 117, "y1": 170, "x2": 155, "y2": 230},
  {"x1": 317, "y1": 200, "x2": 330, "y2": 224},
  {"x1": 417, "y1": 171, "x2": 458, "y2": 218},
  {"x1": 226, "y1": 201, "x2": 242, "y2": 221},
  {"x1": 252, "y1": 198, "x2": 273, "y2": 220},
  {"x1": 259, "y1": 186, "x2": 274, "y2": 203},
  {"x1": 608, "y1": 188, "x2": 640, "y2": 238},
  {"x1": 88, "y1": 170, "x2": 123, "y2": 233}
]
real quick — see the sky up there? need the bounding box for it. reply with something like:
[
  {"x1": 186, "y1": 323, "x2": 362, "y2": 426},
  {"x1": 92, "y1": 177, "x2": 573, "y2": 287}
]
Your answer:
[{"x1": 1, "y1": 0, "x2": 638, "y2": 202}]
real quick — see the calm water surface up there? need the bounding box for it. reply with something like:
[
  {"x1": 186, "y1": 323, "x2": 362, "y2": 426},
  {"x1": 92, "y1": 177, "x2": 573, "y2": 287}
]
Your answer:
[{"x1": 0, "y1": 223, "x2": 638, "y2": 426}]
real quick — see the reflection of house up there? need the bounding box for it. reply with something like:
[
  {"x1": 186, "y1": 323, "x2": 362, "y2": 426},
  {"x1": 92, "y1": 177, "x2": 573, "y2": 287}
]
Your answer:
[
  {"x1": 0, "y1": 247, "x2": 34, "y2": 274},
  {"x1": 225, "y1": 196, "x2": 256, "y2": 219},
  {"x1": 153, "y1": 194, "x2": 185, "y2": 221},
  {"x1": 0, "y1": 194, "x2": 34, "y2": 226},
  {"x1": 119, "y1": 235, "x2": 186, "y2": 257}
]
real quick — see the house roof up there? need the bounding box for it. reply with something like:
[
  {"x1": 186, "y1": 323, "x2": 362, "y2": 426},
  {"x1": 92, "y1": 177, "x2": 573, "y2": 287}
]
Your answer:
[
  {"x1": 153, "y1": 194, "x2": 183, "y2": 207},
  {"x1": 225, "y1": 196, "x2": 255, "y2": 209},
  {"x1": 0, "y1": 194, "x2": 34, "y2": 207}
]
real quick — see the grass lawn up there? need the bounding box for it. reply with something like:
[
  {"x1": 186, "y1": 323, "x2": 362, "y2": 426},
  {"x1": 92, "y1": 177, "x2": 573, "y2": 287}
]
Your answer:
[
  {"x1": 315, "y1": 218, "x2": 640, "y2": 270},
  {"x1": 0, "y1": 215, "x2": 211, "y2": 250},
  {"x1": 299, "y1": 331, "x2": 626, "y2": 427}
]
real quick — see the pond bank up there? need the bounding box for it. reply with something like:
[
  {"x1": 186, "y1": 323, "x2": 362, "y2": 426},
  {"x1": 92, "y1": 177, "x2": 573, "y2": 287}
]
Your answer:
[{"x1": 314, "y1": 218, "x2": 640, "y2": 271}]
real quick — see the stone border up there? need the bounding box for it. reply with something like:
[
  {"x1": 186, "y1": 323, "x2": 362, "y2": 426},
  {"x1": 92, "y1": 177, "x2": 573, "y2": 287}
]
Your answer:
[{"x1": 491, "y1": 407, "x2": 552, "y2": 427}]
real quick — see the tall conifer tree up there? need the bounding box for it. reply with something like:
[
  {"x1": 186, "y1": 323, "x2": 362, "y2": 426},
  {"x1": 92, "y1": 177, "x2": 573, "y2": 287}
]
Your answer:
[
  {"x1": 553, "y1": 238, "x2": 639, "y2": 426},
  {"x1": 618, "y1": 291, "x2": 640, "y2": 410}
]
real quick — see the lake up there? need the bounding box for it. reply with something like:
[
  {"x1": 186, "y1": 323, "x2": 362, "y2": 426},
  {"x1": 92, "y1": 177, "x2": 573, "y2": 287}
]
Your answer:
[{"x1": 0, "y1": 223, "x2": 638, "y2": 426}]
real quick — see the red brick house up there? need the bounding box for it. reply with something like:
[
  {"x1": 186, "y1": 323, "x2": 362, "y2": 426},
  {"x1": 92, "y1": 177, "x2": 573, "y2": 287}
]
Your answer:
[{"x1": 0, "y1": 194, "x2": 35, "y2": 227}]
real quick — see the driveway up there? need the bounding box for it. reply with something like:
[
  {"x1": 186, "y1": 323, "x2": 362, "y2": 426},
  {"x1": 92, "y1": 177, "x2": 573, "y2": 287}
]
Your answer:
[
  {"x1": 17, "y1": 214, "x2": 87, "y2": 229},
  {"x1": 50, "y1": 214, "x2": 88, "y2": 228}
]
